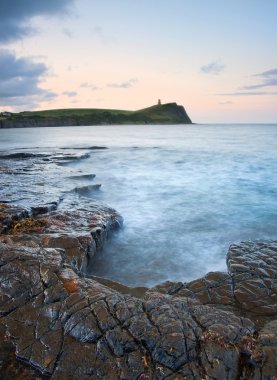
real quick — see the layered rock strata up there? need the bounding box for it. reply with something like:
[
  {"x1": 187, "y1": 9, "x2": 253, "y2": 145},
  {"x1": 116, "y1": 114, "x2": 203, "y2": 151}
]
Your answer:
[{"x1": 0, "y1": 203, "x2": 276, "y2": 379}]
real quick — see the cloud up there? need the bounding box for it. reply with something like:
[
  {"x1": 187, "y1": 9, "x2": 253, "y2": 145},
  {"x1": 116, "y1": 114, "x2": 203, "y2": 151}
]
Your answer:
[
  {"x1": 254, "y1": 68, "x2": 277, "y2": 78},
  {"x1": 80, "y1": 82, "x2": 99, "y2": 91},
  {"x1": 0, "y1": 50, "x2": 56, "y2": 109},
  {"x1": 201, "y1": 61, "x2": 225, "y2": 75},
  {"x1": 240, "y1": 68, "x2": 277, "y2": 90},
  {"x1": 0, "y1": 50, "x2": 46, "y2": 82},
  {"x1": 215, "y1": 68, "x2": 277, "y2": 98},
  {"x1": 0, "y1": 0, "x2": 74, "y2": 44},
  {"x1": 217, "y1": 91, "x2": 277, "y2": 96},
  {"x1": 0, "y1": 92, "x2": 55, "y2": 111},
  {"x1": 241, "y1": 80, "x2": 277, "y2": 90},
  {"x1": 219, "y1": 101, "x2": 233, "y2": 104},
  {"x1": 107, "y1": 78, "x2": 138, "y2": 89},
  {"x1": 62, "y1": 91, "x2": 77, "y2": 97}
]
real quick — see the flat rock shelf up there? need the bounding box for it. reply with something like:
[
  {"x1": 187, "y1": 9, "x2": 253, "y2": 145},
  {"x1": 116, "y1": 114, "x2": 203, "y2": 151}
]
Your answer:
[
  {"x1": 0, "y1": 147, "x2": 276, "y2": 379},
  {"x1": 0, "y1": 201, "x2": 276, "y2": 379}
]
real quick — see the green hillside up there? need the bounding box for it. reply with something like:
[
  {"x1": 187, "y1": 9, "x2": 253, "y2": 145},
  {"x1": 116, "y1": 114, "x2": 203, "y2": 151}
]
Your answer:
[{"x1": 0, "y1": 102, "x2": 192, "y2": 128}]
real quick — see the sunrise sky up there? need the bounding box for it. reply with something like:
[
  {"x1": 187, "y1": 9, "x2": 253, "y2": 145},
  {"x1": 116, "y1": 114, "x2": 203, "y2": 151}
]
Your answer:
[{"x1": 0, "y1": 0, "x2": 276, "y2": 123}]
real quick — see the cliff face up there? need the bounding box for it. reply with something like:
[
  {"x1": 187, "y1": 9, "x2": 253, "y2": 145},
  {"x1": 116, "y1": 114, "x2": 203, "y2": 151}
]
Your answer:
[
  {"x1": 150, "y1": 102, "x2": 192, "y2": 123},
  {"x1": 0, "y1": 103, "x2": 192, "y2": 128},
  {"x1": 0, "y1": 118, "x2": 79, "y2": 129}
]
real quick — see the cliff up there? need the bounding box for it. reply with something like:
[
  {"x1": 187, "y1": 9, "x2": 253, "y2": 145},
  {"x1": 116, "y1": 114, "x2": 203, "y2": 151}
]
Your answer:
[{"x1": 0, "y1": 102, "x2": 192, "y2": 128}]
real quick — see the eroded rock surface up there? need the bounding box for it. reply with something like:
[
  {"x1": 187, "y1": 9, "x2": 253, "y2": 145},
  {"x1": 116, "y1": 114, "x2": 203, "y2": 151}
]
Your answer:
[
  {"x1": 0, "y1": 200, "x2": 276, "y2": 379},
  {"x1": 0, "y1": 149, "x2": 276, "y2": 378},
  {"x1": 0, "y1": 241, "x2": 264, "y2": 379},
  {"x1": 0, "y1": 147, "x2": 103, "y2": 210},
  {"x1": 150, "y1": 241, "x2": 277, "y2": 318},
  {"x1": 1, "y1": 202, "x2": 122, "y2": 272}
]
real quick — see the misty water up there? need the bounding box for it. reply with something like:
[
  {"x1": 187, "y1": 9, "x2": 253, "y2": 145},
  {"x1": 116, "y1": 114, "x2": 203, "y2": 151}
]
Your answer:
[{"x1": 1, "y1": 124, "x2": 277, "y2": 287}]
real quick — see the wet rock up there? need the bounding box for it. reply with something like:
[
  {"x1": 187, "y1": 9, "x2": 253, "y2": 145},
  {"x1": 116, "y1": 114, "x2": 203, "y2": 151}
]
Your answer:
[
  {"x1": 256, "y1": 320, "x2": 277, "y2": 378},
  {"x1": 0, "y1": 238, "x2": 276, "y2": 379},
  {"x1": 0, "y1": 152, "x2": 50, "y2": 159},
  {"x1": 1, "y1": 202, "x2": 123, "y2": 272},
  {"x1": 53, "y1": 153, "x2": 90, "y2": 165},
  {"x1": 150, "y1": 241, "x2": 277, "y2": 318},
  {"x1": 0, "y1": 199, "x2": 276, "y2": 378},
  {"x1": 74, "y1": 184, "x2": 102, "y2": 195},
  {"x1": 0, "y1": 203, "x2": 29, "y2": 233},
  {"x1": 31, "y1": 202, "x2": 58, "y2": 216},
  {"x1": 0, "y1": 240, "x2": 264, "y2": 379},
  {"x1": 61, "y1": 146, "x2": 108, "y2": 150},
  {"x1": 68, "y1": 174, "x2": 96, "y2": 180},
  {"x1": 88, "y1": 146, "x2": 108, "y2": 150},
  {"x1": 228, "y1": 241, "x2": 277, "y2": 315},
  {"x1": 0, "y1": 149, "x2": 99, "y2": 212},
  {"x1": 0, "y1": 320, "x2": 48, "y2": 379}
]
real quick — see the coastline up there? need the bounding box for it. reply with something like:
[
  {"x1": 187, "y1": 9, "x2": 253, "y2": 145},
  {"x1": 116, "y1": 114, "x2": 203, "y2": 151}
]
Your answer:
[
  {"x1": 0, "y1": 103, "x2": 193, "y2": 129},
  {"x1": 0, "y1": 142, "x2": 276, "y2": 378},
  {"x1": 0, "y1": 200, "x2": 276, "y2": 378},
  {"x1": 0, "y1": 119, "x2": 192, "y2": 129},
  {"x1": 0, "y1": 148, "x2": 276, "y2": 378}
]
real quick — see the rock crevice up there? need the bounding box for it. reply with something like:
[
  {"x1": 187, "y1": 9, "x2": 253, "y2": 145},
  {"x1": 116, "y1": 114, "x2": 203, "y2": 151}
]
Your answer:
[{"x1": 0, "y1": 202, "x2": 276, "y2": 378}]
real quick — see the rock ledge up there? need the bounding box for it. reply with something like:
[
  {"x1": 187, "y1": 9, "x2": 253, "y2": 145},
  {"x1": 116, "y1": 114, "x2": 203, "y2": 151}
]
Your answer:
[{"x1": 0, "y1": 204, "x2": 276, "y2": 379}]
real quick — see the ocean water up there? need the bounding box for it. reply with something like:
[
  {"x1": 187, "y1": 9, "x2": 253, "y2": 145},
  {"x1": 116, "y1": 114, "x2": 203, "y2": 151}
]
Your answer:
[{"x1": 1, "y1": 124, "x2": 277, "y2": 287}]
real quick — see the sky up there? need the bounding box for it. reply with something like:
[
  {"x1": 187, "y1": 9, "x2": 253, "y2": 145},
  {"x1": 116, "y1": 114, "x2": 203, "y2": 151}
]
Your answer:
[{"x1": 0, "y1": 0, "x2": 276, "y2": 123}]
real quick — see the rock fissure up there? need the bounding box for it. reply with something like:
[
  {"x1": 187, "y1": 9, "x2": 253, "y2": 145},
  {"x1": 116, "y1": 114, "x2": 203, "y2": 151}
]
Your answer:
[{"x1": 0, "y1": 199, "x2": 276, "y2": 378}]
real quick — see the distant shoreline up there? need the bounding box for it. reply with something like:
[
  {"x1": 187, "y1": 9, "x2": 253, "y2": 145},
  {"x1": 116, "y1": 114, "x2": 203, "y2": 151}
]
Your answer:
[
  {"x1": 0, "y1": 102, "x2": 192, "y2": 129},
  {"x1": 0, "y1": 121, "x2": 195, "y2": 129}
]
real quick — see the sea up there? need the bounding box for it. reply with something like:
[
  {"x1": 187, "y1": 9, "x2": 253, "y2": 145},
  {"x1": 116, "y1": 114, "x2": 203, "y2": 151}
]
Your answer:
[{"x1": 1, "y1": 123, "x2": 276, "y2": 287}]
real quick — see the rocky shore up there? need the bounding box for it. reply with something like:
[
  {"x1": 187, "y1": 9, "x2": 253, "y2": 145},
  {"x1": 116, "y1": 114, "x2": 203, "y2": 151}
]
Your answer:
[
  {"x1": 0, "y1": 150, "x2": 276, "y2": 379},
  {"x1": 0, "y1": 200, "x2": 276, "y2": 379}
]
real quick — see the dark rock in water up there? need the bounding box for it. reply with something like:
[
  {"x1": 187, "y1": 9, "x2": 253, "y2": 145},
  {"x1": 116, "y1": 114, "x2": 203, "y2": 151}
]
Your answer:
[
  {"x1": 0, "y1": 152, "x2": 50, "y2": 159},
  {"x1": 61, "y1": 146, "x2": 108, "y2": 150},
  {"x1": 0, "y1": 149, "x2": 98, "y2": 211},
  {"x1": 88, "y1": 146, "x2": 108, "y2": 150},
  {"x1": 74, "y1": 184, "x2": 102, "y2": 196},
  {"x1": 68, "y1": 174, "x2": 96, "y2": 180},
  {"x1": 53, "y1": 152, "x2": 90, "y2": 163},
  {"x1": 31, "y1": 202, "x2": 58, "y2": 216},
  {"x1": 0, "y1": 200, "x2": 276, "y2": 378},
  {"x1": 150, "y1": 241, "x2": 277, "y2": 319},
  {"x1": 54, "y1": 153, "x2": 90, "y2": 167}
]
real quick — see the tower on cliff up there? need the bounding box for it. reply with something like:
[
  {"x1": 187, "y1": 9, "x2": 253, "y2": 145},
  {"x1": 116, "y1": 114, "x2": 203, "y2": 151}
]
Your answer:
[{"x1": 158, "y1": 99, "x2": 162, "y2": 106}]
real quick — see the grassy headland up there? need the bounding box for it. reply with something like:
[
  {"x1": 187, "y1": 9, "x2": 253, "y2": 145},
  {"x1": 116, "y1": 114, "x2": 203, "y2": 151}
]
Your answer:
[{"x1": 0, "y1": 103, "x2": 192, "y2": 128}]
